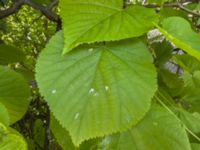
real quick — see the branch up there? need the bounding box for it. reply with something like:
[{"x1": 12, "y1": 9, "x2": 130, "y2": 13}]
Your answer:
[
  {"x1": 144, "y1": 2, "x2": 200, "y2": 17},
  {"x1": 0, "y1": 0, "x2": 24, "y2": 19},
  {"x1": 0, "y1": 0, "x2": 61, "y2": 24},
  {"x1": 24, "y1": 0, "x2": 60, "y2": 22},
  {"x1": 178, "y1": 3, "x2": 200, "y2": 17}
]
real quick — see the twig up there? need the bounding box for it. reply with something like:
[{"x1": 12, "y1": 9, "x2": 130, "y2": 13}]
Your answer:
[
  {"x1": 178, "y1": 3, "x2": 200, "y2": 17},
  {"x1": 144, "y1": 2, "x2": 200, "y2": 17}
]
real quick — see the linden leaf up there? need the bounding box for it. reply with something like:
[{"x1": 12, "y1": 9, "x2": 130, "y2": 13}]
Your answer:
[
  {"x1": 158, "y1": 17, "x2": 200, "y2": 61},
  {"x1": 0, "y1": 66, "x2": 30, "y2": 124},
  {"x1": 98, "y1": 105, "x2": 191, "y2": 150},
  {"x1": 36, "y1": 32, "x2": 157, "y2": 146},
  {"x1": 60, "y1": 0, "x2": 158, "y2": 54}
]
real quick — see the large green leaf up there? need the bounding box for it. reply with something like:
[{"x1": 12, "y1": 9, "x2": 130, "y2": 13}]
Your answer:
[
  {"x1": 36, "y1": 32, "x2": 157, "y2": 145},
  {"x1": 60, "y1": 0, "x2": 158, "y2": 53},
  {"x1": 158, "y1": 17, "x2": 200, "y2": 61},
  {"x1": 0, "y1": 66, "x2": 30, "y2": 124},
  {"x1": 0, "y1": 123, "x2": 27, "y2": 150},
  {"x1": 0, "y1": 44, "x2": 25, "y2": 65},
  {"x1": 98, "y1": 105, "x2": 191, "y2": 150}
]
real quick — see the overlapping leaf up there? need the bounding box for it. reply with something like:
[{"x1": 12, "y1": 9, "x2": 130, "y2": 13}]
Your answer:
[
  {"x1": 59, "y1": 0, "x2": 158, "y2": 53},
  {"x1": 98, "y1": 105, "x2": 191, "y2": 150},
  {"x1": 0, "y1": 123, "x2": 27, "y2": 150},
  {"x1": 36, "y1": 32, "x2": 157, "y2": 145},
  {"x1": 172, "y1": 54, "x2": 200, "y2": 73},
  {"x1": 178, "y1": 110, "x2": 200, "y2": 134},
  {"x1": 0, "y1": 66, "x2": 30, "y2": 124},
  {"x1": 158, "y1": 17, "x2": 200, "y2": 61}
]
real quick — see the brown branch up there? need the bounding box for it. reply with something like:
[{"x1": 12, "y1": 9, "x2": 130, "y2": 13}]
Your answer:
[
  {"x1": 24, "y1": 0, "x2": 60, "y2": 22},
  {"x1": 0, "y1": 0, "x2": 61, "y2": 24},
  {"x1": 0, "y1": 0, "x2": 24, "y2": 19}
]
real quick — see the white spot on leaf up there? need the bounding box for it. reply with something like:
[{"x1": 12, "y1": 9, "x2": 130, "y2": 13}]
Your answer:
[
  {"x1": 52, "y1": 89, "x2": 57, "y2": 94},
  {"x1": 101, "y1": 136, "x2": 112, "y2": 148},
  {"x1": 88, "y1": 48, "x2": 94, "y2": 52},
  {"x1": 89, "y1": 88, "x2": 99, "y2": 97},
  {"x1": 105, "y1": 86, "x2": 110, "y2": 91},
  {"x1": 89, "y1": 88, "x2": 95, "y2": 94},
  {"x1": 153, "y1": 122, "x2": 158, "y2": 126},
  {"x1": 94, "y1": 92, "x2": 99, "y2": 97},
  {"x1": 74, "y1": 112, "x2": 80, "y2": 120}
]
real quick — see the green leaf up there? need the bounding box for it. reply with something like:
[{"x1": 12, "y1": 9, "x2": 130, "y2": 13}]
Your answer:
[
  {"x1": 33, "y1": 120, "x2": 45, "y2": 148},
  {"x1": 0, "y1": 66, "x2": 30, "y2": 124},
  {"x1": 0, "y1": 103, "x2": 9, "y2": 126},
  {"x1": 0, "y1": 123, "x2": 27, "y2": 150},
  {"x1": 191, "y1": 143, "x2": 200, "y2": 150},
  {"x1": 36, "y1": 32, "x2": 157, "y2": 145},
  {"x1": 98, "y1": 104, "x2": 191, "y2": 150},
  {"x1": 0, "y1": 44, "x2": 25, "y2": 65},
  {"x1": 152, "y1": 40, "x2": 173, "y2": 66},
  {"x1": 178, "y1": 110, "x2": 200, "y2": 134},
  {"x1": 159, "y1": 7, "x2": 187, "y2": 20},
  {"x1": 158, "y1": 17, "x2": 200, "y2": 61},
  {"x1": 181, "y1": 71, "x2": 200, "y2": 112},
  {"x1": 172, "y1": 54, "x2": 200, "y2": 73},
  {"x1": 60, "y1": 0, "x2": 158, "y2": 53},
  {"x1": 158, "y1": 68, "x2": 184, "y2": 97},
  {"x1": 148, "y1": 0, "x2": 165, "y2": 5}
]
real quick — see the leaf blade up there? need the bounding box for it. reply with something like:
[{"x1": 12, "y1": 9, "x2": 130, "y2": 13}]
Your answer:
[
  {"x1": 158, "y1": 17, "x2": 200, "y2": 61},
  {"x1": 36, "y1": 32, "x2": 157, "y2": 145},
  {"x1": 98, "y1": 104, "x2": 191, "y2": 150},
  {"x1": 0, "y1": 66, "x2": 30, "y2": 124},
  {"x1": 60, "y1": 0, "x2": 158, "y2": 53}
]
